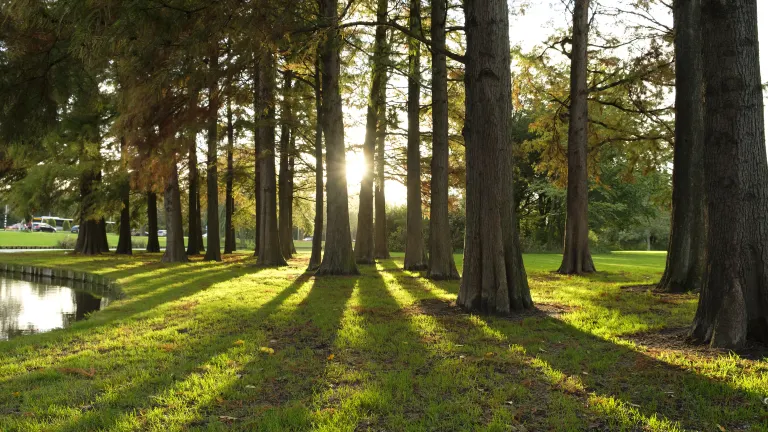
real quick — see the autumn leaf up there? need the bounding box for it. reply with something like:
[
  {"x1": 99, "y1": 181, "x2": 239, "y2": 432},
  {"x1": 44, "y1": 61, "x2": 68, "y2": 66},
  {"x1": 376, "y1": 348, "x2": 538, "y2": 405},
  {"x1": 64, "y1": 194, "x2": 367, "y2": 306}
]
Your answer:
[
  {"x1": 327, "y1": 354, "x2": 335, "y2": 360},
  {"x1": 484, "y1": 352, "x2": 495, "y2": 359},
  {"x1": 234, "y1": 340, "x2": 245, "y2": 346},
  {"x1": 259, "y1": 347, "x2": 275, "y2": 355}
]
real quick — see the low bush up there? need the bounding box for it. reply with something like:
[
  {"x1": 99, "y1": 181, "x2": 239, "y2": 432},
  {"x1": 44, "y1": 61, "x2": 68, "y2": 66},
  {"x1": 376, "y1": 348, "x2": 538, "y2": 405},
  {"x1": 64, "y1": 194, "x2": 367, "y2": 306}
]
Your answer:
[{"x1": 56, "y1": 236, "x2": 77, "y2": 249}]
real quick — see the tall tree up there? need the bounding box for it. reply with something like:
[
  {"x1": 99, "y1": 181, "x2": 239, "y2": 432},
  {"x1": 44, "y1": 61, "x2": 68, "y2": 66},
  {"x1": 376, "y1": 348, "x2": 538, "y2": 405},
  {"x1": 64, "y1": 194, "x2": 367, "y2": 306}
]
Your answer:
[
  {"x1": 75, "y1": 169, "x2": 110, "y2": 255},
  {"x1": 355, "y1": 0, "x2": 389, "y2": 265},
  {"x1": 426, "y1": 0, "x2": 459, "y2": 280},
  {"x1": 308, "y1": 61, "x2": 324, "y2": 271},
  {"x1": 115, "y1": 137, "x2": 132, "y2": 255},
  {"x1": 224, "y1": 95, "x2": 236, "y2": 254},
  {"x1": 373, "y1": 59, "x2": 390, "y2": 260},
  {"x1": 278, "y1": 70, "x2": 295, "y2": 260},
  {"x1": 657, "y1": 0, "x2": 706, "y2": 293},
  {"x1": 253, "y1": 65, "x2": 262, "y2": 256},
  {"x1": 162, "y1": 154, "x2": 188, "y2": 263},
  {"x1": 403, "y1": 0, "x2": 428, "y2": 271},
  {"x1": 187, "y1": 140, "x2": 203, "y2": 255},
  {"x1": 558, "y1": 0, "x2": 595, "y2": 275},
  {"x1": 146, "y1": 191, "x2": 161, "y2": 253},
  {"x1": 690, "y1": 0, "x2": 767, "y2": 348},
  {"x1": 457, "y1": 0, "x2": 532, "y2": 313},
  {"x1": 315, "y1": 0, "x2": 359, "y2": 276},
  {"x1": 204, "y1": 44, "x2": 222, "y2": 262}
]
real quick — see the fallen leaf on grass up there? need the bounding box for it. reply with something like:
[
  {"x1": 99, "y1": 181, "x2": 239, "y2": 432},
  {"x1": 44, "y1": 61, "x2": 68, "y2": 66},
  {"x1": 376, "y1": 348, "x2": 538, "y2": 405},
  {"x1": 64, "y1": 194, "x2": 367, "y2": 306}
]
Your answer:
[
  {"x1": 327, "y1": 354, "x2": 335, "y2": 360},
  {"x1": 234, "y1": 340, "x2": 245, "y2": 346},
  {"x1": 484, "y1": 352, "x2": 495, "y2": 359},
  {"x1": 57, "y1": 367, "x2": 96, "y2": 378},
  {"x1": 259, "y1": 347, "x2": 275, "y2": 355},
  {"x1": 245, "y1": 385, "x2": 257, "y2": 389},
  {"x1": 219, "y1": 416, "x2": 239, "y2": 421}
]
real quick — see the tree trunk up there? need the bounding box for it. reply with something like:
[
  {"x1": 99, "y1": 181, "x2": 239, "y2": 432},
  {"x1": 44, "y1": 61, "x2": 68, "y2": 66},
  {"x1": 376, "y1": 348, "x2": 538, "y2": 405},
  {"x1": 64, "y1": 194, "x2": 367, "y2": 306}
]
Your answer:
[
  {"x1": 186, "y1": 140, "x2": 202, "y2": 255},
  {"x1": 558, "y1": 0, "x2": 595, "y2": 275},
  {"x1": 256, "y1": 51, "x2": 287, "y2": 267},
  {"x1": 196, "y1": 170, "x2": 205, "y2": 252},
  {"x1": 657, "y1": 0, "x2": 707, "y2": 293},
  {"x1": 403, "y1": 0, "x2": 428, "y2": 271},
  {"x1": 308, "y1": 60, "x2": 324, "y2": 271},
  {"x1": 252, "y1": 65, "x2": 262, "y2": 257},
  {"x1": 690, "y1": 0, "x2": 768, "y2": 349},
  {"x1": 204, "y1": 45, "x2": 222, "y2": 262},
  {"x1": 315, "y1": 0, "x2": 359, "y2": 276},
  {"x1": 75, "y1": 169, "x2": 110, "y2": 255},
  {"x1": 289, "y1": 134, "x2": 297, "y2": 255},
  {"x1": 457, "y1": 0, "x2": 532, "y2": 314},
  {"x1": 115, "y1": 138, "x2": 132, "y2": 255},
  {"x1": 426, "y1": 0, "x2": 459, "y2": 280},
  {"x1": 355, "y1": 0, "x2": 388, "y2": 265},
  {"x1": 278, "y1": 71, "x2": 295, "y2": 260},
  {"x1": 146, "y1": 191, "x2": 161, "y2": 252},
  {"x1": 373, "y1": 64, "x2": 390, "y2": 260},
  {"x1": 162, "y1": 155, "x2": 188, "y2": 263},
  {"x1": 224, "y1": 95, "x2": 236, "y2": 254}
]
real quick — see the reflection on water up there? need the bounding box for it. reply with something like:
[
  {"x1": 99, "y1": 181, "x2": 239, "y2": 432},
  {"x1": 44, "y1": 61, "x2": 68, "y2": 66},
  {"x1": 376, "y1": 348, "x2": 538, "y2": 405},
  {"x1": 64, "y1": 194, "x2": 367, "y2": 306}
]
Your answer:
[{"x1": 0, "y1": 277, "x2": 111, "y2": 340}]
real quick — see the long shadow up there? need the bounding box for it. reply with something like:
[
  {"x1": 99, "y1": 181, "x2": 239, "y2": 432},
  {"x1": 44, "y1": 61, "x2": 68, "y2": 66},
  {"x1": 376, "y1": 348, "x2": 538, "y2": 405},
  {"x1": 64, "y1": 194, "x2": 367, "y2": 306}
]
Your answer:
[{"x1": 383, "y1": 260, "x2": 765, "y2": 430}]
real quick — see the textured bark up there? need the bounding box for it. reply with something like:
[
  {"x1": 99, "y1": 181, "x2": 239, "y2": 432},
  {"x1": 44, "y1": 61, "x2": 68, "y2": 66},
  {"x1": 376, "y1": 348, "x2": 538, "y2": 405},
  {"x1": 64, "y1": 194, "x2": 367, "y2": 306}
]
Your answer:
[
  {"x1": 256, "y1": 52, "x2": 287, "y2": 267},
  {"x1": 426, "y1": 0, "x2": 459, "y2": 280},
  {"x1": 115, "y1": 138, "x2": 132, "y2": 255},
  {"x1": 224, "y1": 96, "x2": 236, "y2": 254},
  {"x1": 316, "y1": 0, "x2": 359, "y2": 276},
  {"x1": 288, "y1": 134, "x2": 297, "y2": 255},
  {"x1": 558, "y1": 0, "x2": 595, "y2": 275},
  {"x1": 690, "y1": 0, "x2": 768, "y2": 348},
  {"x1": 403, "y1": 0, "x2": 427, "y2": 271},
  {"x1": 355, "y1": 0, "x2": 388, "y2": 265},
  {"x1": 308, "y1": 60, "x2": 324, "y2": 271},
  {"x1": 146, "y1": 191, "x2": 161, "y2": 252},
  {"x1": 204, "y1": 45, "x2": 222, "y2": 262},
  {"x1": 373, "y1": 65, "x2": 390, "y2": 260},
  {"x1": 186, "y1": 140, "x2": 202, "y2": 255},
  {"x1": 196, "y1": 171, "x2": 205, "y2": 252},
  {"x1": 252, "y1": 66, "x2": 262, "y2": 257},
  {"x1": 657, "y1": 0, "x2": 707, "y2": 293},
  {"x1": 162, "y1": 156, "x2": 188, "y2": 263},
  {"x1": 75, "y1": 169, "x2": 110, "y2": 255},
  {"x1": 278, "y1": 71, "x2": 295, "y2": 260},
  {"x1": 457, "y1": 0, "x2": 532, "y2": 314}
]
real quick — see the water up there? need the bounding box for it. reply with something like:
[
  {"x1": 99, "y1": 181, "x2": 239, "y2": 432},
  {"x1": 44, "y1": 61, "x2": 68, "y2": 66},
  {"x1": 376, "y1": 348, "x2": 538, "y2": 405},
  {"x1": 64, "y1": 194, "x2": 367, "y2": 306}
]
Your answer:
[{"x1": 0, "y1": 276, "x2": 112, "y2": 340}]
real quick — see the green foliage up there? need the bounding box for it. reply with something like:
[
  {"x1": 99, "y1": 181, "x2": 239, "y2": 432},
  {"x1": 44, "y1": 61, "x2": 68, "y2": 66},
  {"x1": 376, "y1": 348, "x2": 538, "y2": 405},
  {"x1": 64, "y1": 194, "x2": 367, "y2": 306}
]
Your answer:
[{"x1": 62, "y1": 220, "x2": 71, "y2": 231}]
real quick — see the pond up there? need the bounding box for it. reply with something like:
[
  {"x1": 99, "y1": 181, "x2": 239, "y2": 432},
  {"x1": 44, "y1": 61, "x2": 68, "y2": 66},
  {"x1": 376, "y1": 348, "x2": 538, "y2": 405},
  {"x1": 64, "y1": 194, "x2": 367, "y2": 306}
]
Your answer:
[{"x1": 0, "y1": 275, "x2": 113, "y2": 340}]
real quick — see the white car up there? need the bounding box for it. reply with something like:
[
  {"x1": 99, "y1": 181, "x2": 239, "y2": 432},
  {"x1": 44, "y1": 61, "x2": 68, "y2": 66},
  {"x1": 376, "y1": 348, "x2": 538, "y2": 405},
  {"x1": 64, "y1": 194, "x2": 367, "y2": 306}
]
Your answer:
[
  {"x1": 157, "y1": 230, "x2": 167, "y2": 237},
  {"x1": 303, "y1": 237, "x2": 313, "y2": 241}
]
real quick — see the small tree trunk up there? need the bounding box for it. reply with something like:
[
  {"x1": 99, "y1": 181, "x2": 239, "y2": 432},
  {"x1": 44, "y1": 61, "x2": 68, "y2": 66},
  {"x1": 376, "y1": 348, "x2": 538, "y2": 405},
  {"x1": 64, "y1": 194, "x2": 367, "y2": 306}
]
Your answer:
[
  {"x1": 115, "y1": 138, "x2": 132, "y2": 255},
  {"x1": 288, "y1": 133, "x2": 297, "y2": 255},
  {"x1": 196, "y1": 171, "x2": 205, "y2": 252},
  {"x1": 146, "y1": 191, "x2": 161, "y2": 252},
  {"x1": 186, "y1": 140, "x2": 201, "y2": 255},
  {"x1": 162, "y1": 155, "x2": 188, "y2": 263},
  {"x1": 558, "y1": 0, "x2": 595, "y2": 275},
  {"x1": 308, "y1": 59, "x2": 324, "y2": 271},
  {"x1": 316, "y1": 0, "x2": 359, "y2": 276},
  {"x1": 252, "y1": 65, "x2": 262, "y2": 257},
  {"x1": 690, "y1": 0, "x2": 768, "y2": 348},
  {"x1": 426, "y1": 0, "x2": 459, "y2": 280},
  {"x1": 657, "y1": 0, "x2": 707, "y2": 293},
  {"x1": 204, "y1": 44, "x2": 222, "y2": 262},
  {"x1": 403, "y1": 0, "x2": 428, "y2": 271},
  {"x1": 278, "y1": 71, "x2": 295, "y2": 260},
  {"x1": 224, "y1": 95, "x2": 236, "y2": 254},
  {"x1": 458, "y1": 0, "x2": 532, "y2": 314}
]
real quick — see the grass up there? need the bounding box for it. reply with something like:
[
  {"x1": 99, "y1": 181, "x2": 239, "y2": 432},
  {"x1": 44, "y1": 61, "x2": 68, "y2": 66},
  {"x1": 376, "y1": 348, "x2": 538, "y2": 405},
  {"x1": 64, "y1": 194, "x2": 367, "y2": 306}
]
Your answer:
[{"x1": 0, "y1": 251, "x2": 766, "y2": 431}]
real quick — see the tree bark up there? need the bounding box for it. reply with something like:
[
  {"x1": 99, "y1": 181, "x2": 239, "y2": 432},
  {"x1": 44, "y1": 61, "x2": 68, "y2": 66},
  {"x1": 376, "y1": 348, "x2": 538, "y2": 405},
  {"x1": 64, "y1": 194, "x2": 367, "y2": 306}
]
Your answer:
[
  {"x1": 279, "y1": 71, "x2": 295, "y2": 260},
  {"x1": 558, "y1": 0, "x2": 595, "y2": 275},
  {"x1": 115, "y1": 138, "x2": 132, "y2": 255},
  {"x1": 75, "y1": 169, "x2": 110, "y2": 255},
  {"x1": 308, "y1": 60, "x2": 325, "y2": 271},
  {"x1": 426, "y1": 0, "x2": 459, "y2": 280},
  {"x1": 690, "y1": 0, "x2": 768, "y2": 348},
  {"x1": 457, "y1": 0, "x2": 532, "y2": 314},
  {"x1": 657, "y1": 0, "x2": 707, "y2": 293},
  {"x1": 252, "y1": 65, "x2": 262, "y2": 257},
  {"x1": 224, "y1": 95, "x2": 236, "y2": 254},
  {"x1": 196, "y1": 170, "x2": 205, "y2": 252},
  {"x1": 204, "y1": 45, "x2": 222, "y2": 262},
  {"x1": 256, "y1": 51, "x2": 287, "y2": 267},
  {"x1": 146, "y1": 191, "x2": 161, "y2": 252},
  {"x1": 373, "y1": 60, "x2": 390, "y2": 260},
  {"x1": 316, "y1": 0, "x2": 359, "y2": 276},
  {"x1": 162, "y1": 155, "x2": 188, "y2": 263},
  {"x1": 186, "y1": 139, "x2": 202, "y2": 255},
  {"x1": 403, "y1": 0, "x2": 428, "y2": 271},
  {"x1": 355, "y1": 0, "x2": 389, "y2": 265}
]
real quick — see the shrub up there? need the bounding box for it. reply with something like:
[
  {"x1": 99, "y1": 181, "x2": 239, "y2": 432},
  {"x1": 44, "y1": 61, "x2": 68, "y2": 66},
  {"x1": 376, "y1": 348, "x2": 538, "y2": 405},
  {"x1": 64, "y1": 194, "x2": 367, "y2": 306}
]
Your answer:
[
  {"x1": 62, "y1": 220, "x2": 71, "y2": 231},
  {"x1": 56, "y1": 236, "x2": 77, "y2": 249},
  {"x1": 131, "y1": 238, "x2": 147, "y2": 249}
]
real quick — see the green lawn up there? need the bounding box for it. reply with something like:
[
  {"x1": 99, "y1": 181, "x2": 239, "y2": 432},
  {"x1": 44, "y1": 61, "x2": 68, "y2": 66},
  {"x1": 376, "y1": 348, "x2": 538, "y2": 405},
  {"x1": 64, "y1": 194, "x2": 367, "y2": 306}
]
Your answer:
[{"x1": 0, "y1": 251, "x2": 766, "y2": 431}]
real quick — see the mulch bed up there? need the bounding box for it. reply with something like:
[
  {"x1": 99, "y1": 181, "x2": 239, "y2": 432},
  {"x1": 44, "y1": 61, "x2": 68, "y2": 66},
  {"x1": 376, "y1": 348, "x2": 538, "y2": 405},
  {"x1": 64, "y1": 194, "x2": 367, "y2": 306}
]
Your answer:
[{"x1": 627, "y1": 327, "x2": 768, "y2": 360}]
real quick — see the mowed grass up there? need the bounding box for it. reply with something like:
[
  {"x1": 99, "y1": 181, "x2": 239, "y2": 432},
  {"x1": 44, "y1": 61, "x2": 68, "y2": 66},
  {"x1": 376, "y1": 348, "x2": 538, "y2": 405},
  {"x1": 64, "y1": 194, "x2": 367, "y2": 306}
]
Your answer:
[{"x1": 0, "y1": 251, "x2": 766, "y2": 431}]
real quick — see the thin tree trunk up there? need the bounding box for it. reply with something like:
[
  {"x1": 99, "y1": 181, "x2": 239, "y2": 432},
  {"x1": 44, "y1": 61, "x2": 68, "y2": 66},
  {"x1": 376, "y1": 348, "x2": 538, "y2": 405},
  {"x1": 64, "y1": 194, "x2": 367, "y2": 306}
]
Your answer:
[
  {"x1": 308, "y1": 59, "x2": 324, "y2": 271},
  {"x1": 187, "y1": 139, "x2": 201, "y2": 255},
  {"x1": 355, "y1": 0, "x2": 388, "y2": 265},
  {"x1": 373, "y1": 62, "x2": 390, "y2": 260},
  {"x1": 225, "y1": 95, "x2": 236, "y2": 254},
  {"x1": 253, "y1": 64, "x2": 262, "y2": 257},
  {"x1": 691, "y1": 0, "x2": 768, "y2": 348},
  {"x1": 288, "y1": 132, "x2": 297, "y2": 255},
  {"x1": 146, "y1": 191, "x2": 161, "y2": 252},
  {"x1": 558, "y1": 0, "x2": 595, "y2": 275},
  {"x1": 196, "y1": 170, "x2": 205, "y2": 252},
  {"x1": 657, "y1": 0, "x2": 706, "y2": 293},
  {"x1": 426, "y1": 0, "x2": 459, "y2": 280},
  {"x1": 162, "y1": 155, "x2": 188, "y2": 263},
  {"x1": 204, "y1": 44, "x2": 222, "y2": 262},
  {"x1": 278, "y1": 71, "x2": 294, "y2": 260},
  {"x1": 457, "y1": 0, "x2": 532, "y2": 313},
  {"x1": 316, "y1": 0, "x2": 359, "y2": 276},
  {"x1": 403, "y1": 0, "x2": 427, "y2": 271},
  {"x1": 115, "y1": 137, "x2": 132, "y2": 255}
]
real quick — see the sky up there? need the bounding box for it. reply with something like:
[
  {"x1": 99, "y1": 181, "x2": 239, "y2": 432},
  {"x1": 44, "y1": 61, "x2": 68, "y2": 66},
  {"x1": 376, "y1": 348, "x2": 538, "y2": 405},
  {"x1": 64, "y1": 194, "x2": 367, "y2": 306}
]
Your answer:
[{"x1": 344, "y1": 1, "x2": 768, "y2": 206}]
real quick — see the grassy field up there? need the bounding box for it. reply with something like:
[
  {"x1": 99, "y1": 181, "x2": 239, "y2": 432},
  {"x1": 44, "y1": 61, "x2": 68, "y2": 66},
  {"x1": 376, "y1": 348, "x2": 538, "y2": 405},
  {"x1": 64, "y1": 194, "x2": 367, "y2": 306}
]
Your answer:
[{"x1": 0, "y1": 251, "x2": 766, "y2": 431}]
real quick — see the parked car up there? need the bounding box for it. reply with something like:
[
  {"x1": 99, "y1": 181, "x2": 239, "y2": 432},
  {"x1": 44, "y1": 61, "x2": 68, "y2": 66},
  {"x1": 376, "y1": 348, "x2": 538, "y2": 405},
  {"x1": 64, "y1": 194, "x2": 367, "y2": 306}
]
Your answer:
[
  {"x1": 32, "y1": 222, "x2": 56, "y2": 233},
  {"x1": 157, "y1": 229, "x2": 167, "y2": 237},
  {"x1": 71, "y1": 225, "x2": 79, "y2": 233},
  {"x1": 5, "y1": 223, "x2": 24, "y2": 231},
  {"x1": 303, "y1": 237, "x2": 313, "y2": 241}
]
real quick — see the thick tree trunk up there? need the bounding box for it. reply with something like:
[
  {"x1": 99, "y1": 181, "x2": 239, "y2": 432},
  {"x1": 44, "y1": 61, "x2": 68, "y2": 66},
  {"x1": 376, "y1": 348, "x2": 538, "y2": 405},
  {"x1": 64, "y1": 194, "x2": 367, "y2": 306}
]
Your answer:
[
  {"x1": 558, "y1": 0, "x2": 595, "y2": 275},
  {"x1": 162, "y1": 156, "x2": 188, "y2": 263},
  {"x1": 252, "y1": 66, "x2": 262, "y2": 257},
  {"x1": 224, "y1": 96, "x2": 236, "y2": 254},
  {"x1": 278, "y1": 71, "x2": 295, "y2": 260},
  {"x1": 373, "y1": 68, "x2": 390, "y2": 260},
  {"x1": 75, "y1": 169, "x2": 110, "y2": 255},
  {"x1": 204, "y1": 45, "x2": 222, "y2": 262},
  {"x1": 146, "y1": 191, "x2": 161, "y2": 252},
  {"x1": 426, "y1": 0, "x2": 459, "y2": 280},
  {"x1": 355, "y1": 0, "x2": 388, "y2": 265},
  {"x1": 186, "y1": 140, "x2": 202, "y2": 255},
  {"x1": 115, "y1": 138, "x2": 132, "y2": 255},
  {"x1": 457, "y1": 0, "x2": 532, "y2": 313},
  {"x1": 657, "y1": 0, "x2": 707, "y2": 293},
  {"x1": 316, "y1": 0, "x2": 359, "y2": 276},
  {"x1": 403, "y1": 0, "x2": 428, "y2": 271},
  {"x1": 256, "y1": 52, "x2": 287, "y2": 267},
  {"x1": 690, "y1": 0, "x2": 768, "y2": 348},
  {"x1": 308, "y1": 60, "x2": 324, "y2": 271}
]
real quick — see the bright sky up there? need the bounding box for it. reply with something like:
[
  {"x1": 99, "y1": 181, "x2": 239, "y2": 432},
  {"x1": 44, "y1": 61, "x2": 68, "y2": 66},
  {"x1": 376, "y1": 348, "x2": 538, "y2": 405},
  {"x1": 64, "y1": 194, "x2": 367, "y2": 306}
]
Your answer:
[{"x1": 344, "y1": 1, "x2": 768, "y2": 206}]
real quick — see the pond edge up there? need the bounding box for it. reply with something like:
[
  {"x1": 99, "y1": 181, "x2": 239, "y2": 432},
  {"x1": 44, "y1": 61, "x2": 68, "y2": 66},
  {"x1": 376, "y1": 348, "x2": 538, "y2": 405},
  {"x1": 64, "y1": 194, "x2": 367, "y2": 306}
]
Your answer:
[{"x1": 0, "y1": 263, "x2": 123, "y2": 299}]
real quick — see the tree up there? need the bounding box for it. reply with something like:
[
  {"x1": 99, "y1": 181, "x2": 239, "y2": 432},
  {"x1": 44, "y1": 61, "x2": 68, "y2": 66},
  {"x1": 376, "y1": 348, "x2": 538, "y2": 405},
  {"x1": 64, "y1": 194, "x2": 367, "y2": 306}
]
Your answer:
[
  {"x1": 558, "y1": 0, "x2": 595, "y2": 275},
  {"x1": 373, "y1": 57, "x2": 390, "y2": 260},
  {"x1": 315, "y1": 0, "x2": 359, "y2": 276},
  {"x1": 657, "y1": 0, "x2": 706, "y2": 293},
  {"x1": 426, "y1": 0, "x2": 459, "y2": 280},
  {"x1": 187, "y1": 139, "x2": 203, "y2": 255},
  {"x1": 308, "y1": 60, "x2": 324, "y2": 271},
  {"x1": 115, "y1": 138, "x2": 132, "y2": 255},
  {"x1": 252, "y1": 65, "x2": 262, "y2": 257},
  {"x1": 224, "y1": 95, "x2": 236, "y2": 254},
  {"x1": 457, "y1": 0, "x2": 532, "y2": 313},
  {"x1": 278, "y1": 70, "x2": 295, "y2": 260},
  {"x1": 204, "y1": 43, "x2": 222, "y2": 262},
  {"x1": 146, "y1": 191, "x2": 161, "y2": 252},
  {"x1": 162, "y1": 154, "x2": 188, "y2": 263},
  {"x1": 690, "y1": 0, "x2": 768, "y2": 348}
]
